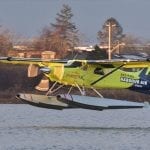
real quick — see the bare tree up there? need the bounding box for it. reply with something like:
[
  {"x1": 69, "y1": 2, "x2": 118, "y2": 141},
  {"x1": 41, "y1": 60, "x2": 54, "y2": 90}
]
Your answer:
[
  {"x1": 121, "y1": 34, "x2": 143, "y2": 54},
  {"x1": 97, "y1": 17, "x2": 125, "y2": 46},
  {"x1": 51, "y1": 4, "x2": 79, "y2": 49},
  {"x1": 0, "y1": 27, "x2": 13, "y2": 56},
  {"x1": 122, "y1": 34, "x2": 142, "y2": 45},
  {"x1": 33, "y1": 4, "x2": 80, "y2": 58}
]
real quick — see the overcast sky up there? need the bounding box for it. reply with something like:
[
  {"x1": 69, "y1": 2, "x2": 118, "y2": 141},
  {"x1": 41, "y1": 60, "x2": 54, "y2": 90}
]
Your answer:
[{"x1": 0, "y1": 0, "x2": 150, "y2": 44}]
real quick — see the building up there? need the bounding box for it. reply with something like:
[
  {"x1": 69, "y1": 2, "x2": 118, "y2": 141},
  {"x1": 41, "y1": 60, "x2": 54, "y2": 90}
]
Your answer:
[
  {"x1": 74, "y1": 46, "x2": 94, "y2": 52},
  {"x1": 8, "y1": 49, "x2": 56, "y2": 59}
]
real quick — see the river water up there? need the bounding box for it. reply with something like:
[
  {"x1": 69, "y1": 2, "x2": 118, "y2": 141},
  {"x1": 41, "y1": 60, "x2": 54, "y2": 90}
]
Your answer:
[{"x1": 0, "y1": 104, "x2": 150, "y2": 150}]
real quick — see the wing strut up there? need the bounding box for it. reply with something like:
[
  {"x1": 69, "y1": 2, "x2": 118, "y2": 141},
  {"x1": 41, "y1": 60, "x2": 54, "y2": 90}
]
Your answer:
[
  {"x1": 75, "y1": 83, "x2": 86, "y2": 95},
  {"x1": 46, "y1": 82, "x2": 64, "y2": 96},
  {"x1": 91, "y1": 64, "x2": 125, "y2": 85},
  {"x1": 91, "y1": 87, "x2": 103, "y2": 98}
]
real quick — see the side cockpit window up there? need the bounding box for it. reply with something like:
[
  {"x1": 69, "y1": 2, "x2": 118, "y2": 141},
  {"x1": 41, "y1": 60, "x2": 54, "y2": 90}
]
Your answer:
[{"x1": 94, "y1": 67, "x2": 104, "y2": 75}]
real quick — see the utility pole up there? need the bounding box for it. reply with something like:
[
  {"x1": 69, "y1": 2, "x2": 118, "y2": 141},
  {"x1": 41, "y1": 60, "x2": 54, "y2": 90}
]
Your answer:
[{"x1": 106, "y1": 22, "x2": 116, "y2": 60}]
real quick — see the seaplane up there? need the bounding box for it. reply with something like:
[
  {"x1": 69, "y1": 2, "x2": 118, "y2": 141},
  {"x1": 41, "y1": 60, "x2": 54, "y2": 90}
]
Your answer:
[{"x1": 0, "y1": 56, "x2": 150, "y2": 111}]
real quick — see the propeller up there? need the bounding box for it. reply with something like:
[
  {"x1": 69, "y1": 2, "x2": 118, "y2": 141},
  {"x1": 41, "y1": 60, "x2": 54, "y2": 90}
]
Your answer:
[
  {"x1": 28, "y1": 64, "x2": 39, "y2": 77},
  {"x1": 28, "y1": 64, "x2": 50, "y2": 91},
  {"x1": 35, "y1": 76, "x2": 50, "y2": 91}
]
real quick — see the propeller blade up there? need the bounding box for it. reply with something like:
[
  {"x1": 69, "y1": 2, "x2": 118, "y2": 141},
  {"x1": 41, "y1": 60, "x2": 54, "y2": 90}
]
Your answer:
[
  {"x1": 28, "y1": 64, "x2": 40, "y2": 77},
  {"x1": 35, "y1": 76, "x2": 49, "y2": 91}
]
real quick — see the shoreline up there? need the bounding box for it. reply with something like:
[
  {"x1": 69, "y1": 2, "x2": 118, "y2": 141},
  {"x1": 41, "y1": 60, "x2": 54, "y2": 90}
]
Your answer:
[{"x1": 0, "y1": 98, "x2": 22, "y2": 104}]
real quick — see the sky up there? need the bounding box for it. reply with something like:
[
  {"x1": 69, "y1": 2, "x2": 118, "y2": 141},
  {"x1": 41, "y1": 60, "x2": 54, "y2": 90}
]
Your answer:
[{"x1": 0, "y1": 0, "x2": 150, "y2": 44}]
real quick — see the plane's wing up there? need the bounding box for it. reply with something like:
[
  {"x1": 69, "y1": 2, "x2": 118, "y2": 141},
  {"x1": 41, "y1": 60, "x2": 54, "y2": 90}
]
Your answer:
[
  {"x1": 0, "y1": 57, "x2": 150, "y2": 67},
  {"x1": 0, "y1": 57, "x2": 68, "y2": 65},
  {"x1": 63, "y1": 58, "x2": 150, "y2": 68},
  {"x1": 86, "y1": 58, "x2": 150, "y2": 65},
  {"x1": 0, "y1": 57, "x2": 8, "y2": 60},
  {"x1": 6, "y1": 57, "x2": 68, "y2": 62}
]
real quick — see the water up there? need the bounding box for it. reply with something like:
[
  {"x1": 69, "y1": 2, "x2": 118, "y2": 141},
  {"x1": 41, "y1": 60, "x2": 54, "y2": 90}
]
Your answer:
[{"x1": 0, "y1": 104, "x2": 150, "y2": 150}]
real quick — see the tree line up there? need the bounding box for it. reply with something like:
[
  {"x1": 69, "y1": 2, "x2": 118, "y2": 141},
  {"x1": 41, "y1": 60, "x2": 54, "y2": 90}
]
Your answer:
[{"x1": 0, "y1": 4, "x2": 149, "y2": 58}]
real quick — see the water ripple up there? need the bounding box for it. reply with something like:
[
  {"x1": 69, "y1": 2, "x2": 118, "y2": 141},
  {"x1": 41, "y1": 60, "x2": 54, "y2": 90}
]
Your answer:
[{"x1": 1, "y1": 125, "x2": 150, "y2": 131}]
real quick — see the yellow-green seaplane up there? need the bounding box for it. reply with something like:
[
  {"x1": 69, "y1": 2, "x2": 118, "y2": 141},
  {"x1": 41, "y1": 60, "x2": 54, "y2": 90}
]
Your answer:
[{"x1": 0, "y1": 56, "x2": 150, "y2": 111}]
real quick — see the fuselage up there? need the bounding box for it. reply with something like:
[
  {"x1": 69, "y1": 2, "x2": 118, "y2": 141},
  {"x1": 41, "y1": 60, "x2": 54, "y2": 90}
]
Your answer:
[{"x1": 41, "y1": 60, "x2": 150, "y2": 91}]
